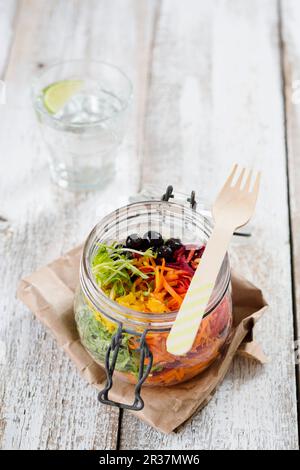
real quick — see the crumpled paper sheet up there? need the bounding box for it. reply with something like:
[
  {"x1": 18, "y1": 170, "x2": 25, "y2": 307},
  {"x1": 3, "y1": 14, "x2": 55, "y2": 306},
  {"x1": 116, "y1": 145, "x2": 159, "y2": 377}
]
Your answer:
[{"x1": 17, "y1": 245, "x2": 268, "y2": 434}]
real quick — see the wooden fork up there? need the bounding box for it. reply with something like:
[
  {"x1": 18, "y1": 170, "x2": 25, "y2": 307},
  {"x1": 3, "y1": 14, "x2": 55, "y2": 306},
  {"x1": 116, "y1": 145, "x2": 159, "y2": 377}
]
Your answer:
[{"x1": 166, "y1": 164, "x2": 261, "y2": 356}]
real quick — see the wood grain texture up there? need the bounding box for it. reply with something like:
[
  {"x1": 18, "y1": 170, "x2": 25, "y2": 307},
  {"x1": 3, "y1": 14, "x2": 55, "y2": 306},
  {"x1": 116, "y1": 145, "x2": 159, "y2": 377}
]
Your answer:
[
  {"x1": 119, "y1": 0, "x2": 299, "y2": 450},
  {"x1": 281, "y1": 0, "x2": 300, "y2": 386},
  {"x1": 0, "y1": 0, "x2": 18, "y2": 77},
  {"x1": 0, "y1": 0, "x2": 157, "y2": 450}
]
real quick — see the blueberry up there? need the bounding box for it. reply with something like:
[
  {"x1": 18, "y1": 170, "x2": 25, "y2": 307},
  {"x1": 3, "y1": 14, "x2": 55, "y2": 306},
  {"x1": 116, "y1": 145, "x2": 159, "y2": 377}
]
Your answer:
[
  {"x1": 165, "y1": 238, "x2": 182, "y2": 252},
  {"x1": 141, "y1": 237, "x2": 151, "y2": 251},
  {"x1": 156, "y1": 245, "x2": 173, "y2": 261},
  {"x1": 143, "y1": 231, "x2": 164, "y2": 249},
  {"x1": 125, "y1": 233, "x2": 143, "y2": 250}
]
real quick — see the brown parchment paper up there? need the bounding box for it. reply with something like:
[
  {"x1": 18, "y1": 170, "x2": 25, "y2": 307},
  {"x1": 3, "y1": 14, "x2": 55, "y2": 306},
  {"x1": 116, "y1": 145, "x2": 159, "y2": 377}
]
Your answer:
[{"x1": 17, "y1": 245, "x2": 268, "y2": 434}]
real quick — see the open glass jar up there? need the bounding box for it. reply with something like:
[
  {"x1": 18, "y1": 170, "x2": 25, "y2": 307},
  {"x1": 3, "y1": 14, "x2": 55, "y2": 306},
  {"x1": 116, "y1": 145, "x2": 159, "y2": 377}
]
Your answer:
[{"x1": 75, "y1": 194, "x2": 232, "y2": 409}]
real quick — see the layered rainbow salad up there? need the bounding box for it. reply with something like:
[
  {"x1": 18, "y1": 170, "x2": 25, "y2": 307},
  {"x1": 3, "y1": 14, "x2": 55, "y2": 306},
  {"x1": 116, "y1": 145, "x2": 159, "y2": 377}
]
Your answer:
[{"x1": 76, "y1": 231, "x2": 232, "y2": 386}]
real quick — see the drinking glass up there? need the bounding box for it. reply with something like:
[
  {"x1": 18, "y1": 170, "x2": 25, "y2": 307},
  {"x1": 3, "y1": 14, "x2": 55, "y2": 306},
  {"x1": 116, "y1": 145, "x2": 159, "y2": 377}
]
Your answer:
[{"x1": 32, "y1": 60, "x2": 132, "y2": 190}]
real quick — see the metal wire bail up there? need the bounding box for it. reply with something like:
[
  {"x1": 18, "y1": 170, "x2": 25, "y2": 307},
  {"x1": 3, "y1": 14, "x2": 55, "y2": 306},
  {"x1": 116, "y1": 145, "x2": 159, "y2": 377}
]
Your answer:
[{"x1": 98, "y1": 324, "x2": 153, "y2": 411}]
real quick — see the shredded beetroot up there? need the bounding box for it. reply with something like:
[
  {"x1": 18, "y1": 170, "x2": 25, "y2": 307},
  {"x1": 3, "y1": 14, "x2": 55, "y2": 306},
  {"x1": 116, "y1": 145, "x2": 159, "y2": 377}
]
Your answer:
[
  {"x1": 194, "y1": 246, "x2": 205, "y2": 258},
  {"x1": 166, "y1": 245, "x2": 205, "y2": 275},
  {"x1": 166, "y1": 262, "x2": 194, "y2": 275}
]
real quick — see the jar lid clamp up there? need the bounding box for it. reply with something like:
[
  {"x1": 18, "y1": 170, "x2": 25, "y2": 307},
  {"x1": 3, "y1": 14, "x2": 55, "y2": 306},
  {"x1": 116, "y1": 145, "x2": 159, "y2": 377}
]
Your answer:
[
  {"x1": 161, "y1": 184, "x2": 197, "y2": 210},
  {"x1": 98, "y1": 323, "x2": 153, "y2": 410}
]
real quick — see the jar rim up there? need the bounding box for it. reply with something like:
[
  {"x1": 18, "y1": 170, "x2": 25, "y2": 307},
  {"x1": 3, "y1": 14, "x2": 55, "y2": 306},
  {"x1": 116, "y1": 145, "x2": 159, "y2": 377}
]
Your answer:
[{"x1": 80, "y1": 200, "x2": 231, "y2": 330}]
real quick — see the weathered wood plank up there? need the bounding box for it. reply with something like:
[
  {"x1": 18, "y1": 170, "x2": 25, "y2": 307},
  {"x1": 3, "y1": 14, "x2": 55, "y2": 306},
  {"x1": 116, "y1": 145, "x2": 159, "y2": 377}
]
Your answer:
[
  {"x1": 281, "y1": 0, "x2": 300, "y2": 389},
  {"x1": 0, "y1": 0, "x2": 157, "y2": 450},
  {"x1": 119, "y1": 0, "x2": 299, "y2": 450},
  {"x1": 0, "y1": 0, "x2": 18, "y2": 77}
]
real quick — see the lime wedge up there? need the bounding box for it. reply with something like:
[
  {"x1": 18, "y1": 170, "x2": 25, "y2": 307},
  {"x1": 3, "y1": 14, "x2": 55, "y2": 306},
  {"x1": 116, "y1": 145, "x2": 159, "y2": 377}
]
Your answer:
[{"x1": 43, "y1": 79, "x2": 83, "y2": 114}]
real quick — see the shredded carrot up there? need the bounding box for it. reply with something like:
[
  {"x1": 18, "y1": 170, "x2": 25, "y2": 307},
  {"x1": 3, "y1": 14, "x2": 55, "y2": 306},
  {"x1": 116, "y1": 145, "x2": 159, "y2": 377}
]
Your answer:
[
  {"x1": 163, "y1": 278, "x2": 183, "y2": 306},
  {"x1": 165, "y1": 272, "x2": 178, "y2": 282},
  {"x1": 132, "y1": 277, "x2": 143, "y2": 290}
]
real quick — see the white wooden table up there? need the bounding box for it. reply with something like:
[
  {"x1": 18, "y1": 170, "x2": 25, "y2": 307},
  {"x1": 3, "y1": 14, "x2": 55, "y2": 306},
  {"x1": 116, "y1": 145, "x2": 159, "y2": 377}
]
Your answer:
[{"x1": 0, "y1": 0, "x2": 299, "y2": 450}]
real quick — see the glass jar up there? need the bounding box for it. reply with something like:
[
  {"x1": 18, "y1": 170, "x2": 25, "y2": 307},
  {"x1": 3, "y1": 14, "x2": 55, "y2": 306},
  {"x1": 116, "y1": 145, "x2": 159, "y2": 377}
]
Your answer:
[{"x1": 75, "y1": 198, "x2": 232, "y2": 397}]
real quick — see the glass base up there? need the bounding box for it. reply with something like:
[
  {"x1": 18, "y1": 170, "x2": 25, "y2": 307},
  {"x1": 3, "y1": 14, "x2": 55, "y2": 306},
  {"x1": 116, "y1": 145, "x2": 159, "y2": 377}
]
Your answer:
[{"x1": 50, "y1": 162, "x2": 116, "y2": 191}]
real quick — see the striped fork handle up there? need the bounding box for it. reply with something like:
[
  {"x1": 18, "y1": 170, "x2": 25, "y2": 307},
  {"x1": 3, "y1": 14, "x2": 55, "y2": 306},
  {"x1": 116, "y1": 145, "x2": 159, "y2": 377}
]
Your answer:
[{"x1": 166, "y1": 225, "x2": 233, "y2": 356}]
